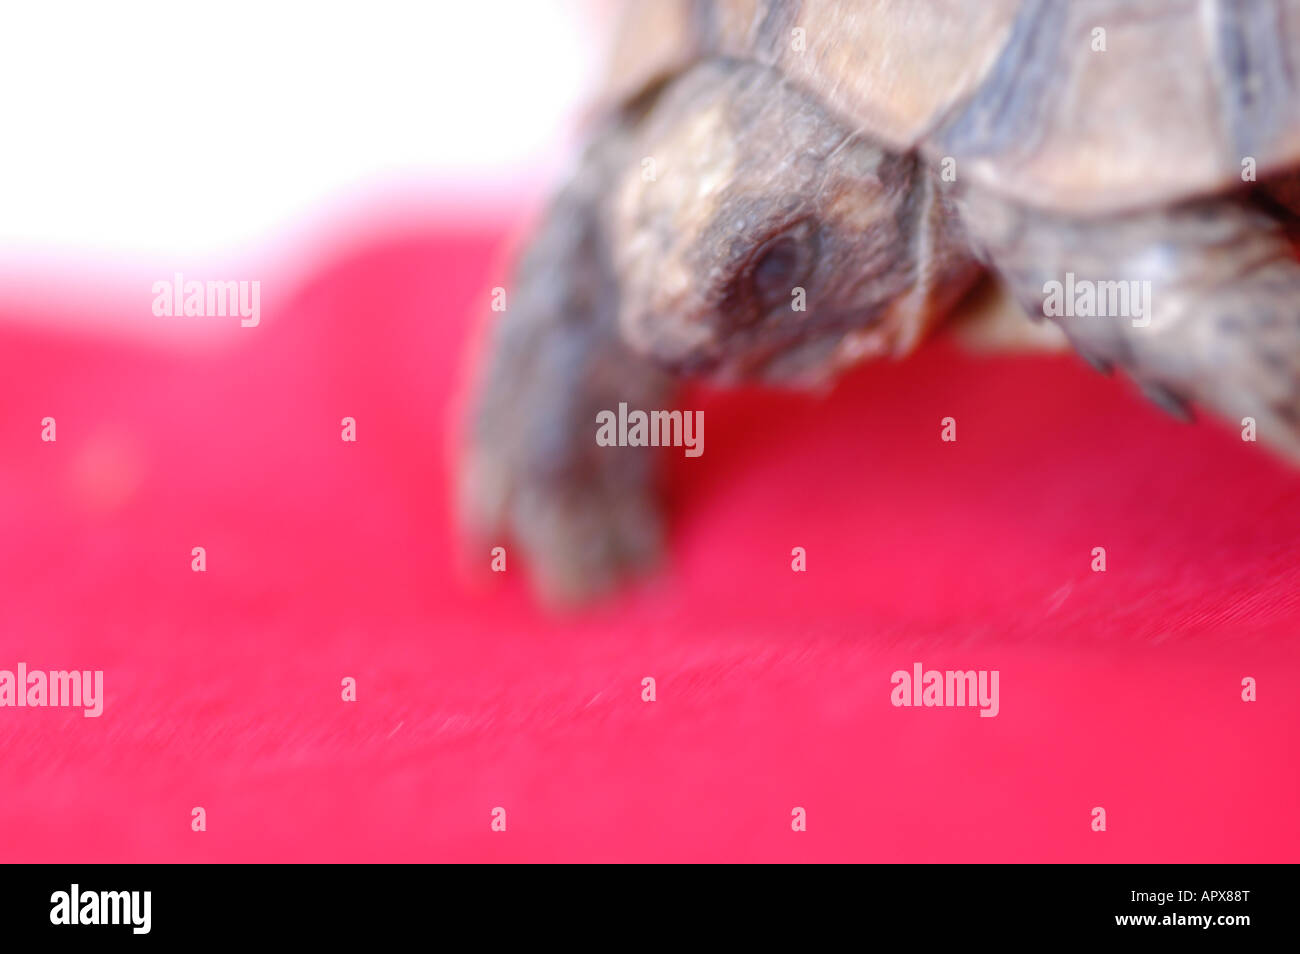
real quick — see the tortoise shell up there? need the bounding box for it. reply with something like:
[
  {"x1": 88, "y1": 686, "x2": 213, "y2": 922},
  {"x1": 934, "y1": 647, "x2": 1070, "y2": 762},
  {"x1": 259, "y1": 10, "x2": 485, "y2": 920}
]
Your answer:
[{"x1": 604, "y1": 0, "x2": 1300, "y2": 215}]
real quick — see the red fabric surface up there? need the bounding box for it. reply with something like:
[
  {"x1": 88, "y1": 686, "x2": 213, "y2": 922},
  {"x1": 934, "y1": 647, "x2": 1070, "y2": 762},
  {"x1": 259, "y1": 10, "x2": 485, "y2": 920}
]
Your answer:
[{"x1": 1, "y1": 223, "x2": 1297, "y2": 862}]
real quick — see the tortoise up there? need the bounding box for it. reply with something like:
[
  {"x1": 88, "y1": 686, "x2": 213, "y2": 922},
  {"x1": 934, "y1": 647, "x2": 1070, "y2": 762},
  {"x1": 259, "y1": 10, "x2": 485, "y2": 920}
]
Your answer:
[{"x1": 461, "y1": 0, "x2": 1300, "y2": 602}]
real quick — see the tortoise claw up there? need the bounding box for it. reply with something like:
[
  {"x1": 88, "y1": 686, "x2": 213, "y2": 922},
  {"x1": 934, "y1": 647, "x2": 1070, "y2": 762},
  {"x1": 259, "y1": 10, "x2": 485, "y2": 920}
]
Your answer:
[
  {"x1": 1077, "y1": 349, "x2": 1114, "y2": 376},
  {"x1": 1138, "y1": 380, "x2": 1194, "y2": 421}
]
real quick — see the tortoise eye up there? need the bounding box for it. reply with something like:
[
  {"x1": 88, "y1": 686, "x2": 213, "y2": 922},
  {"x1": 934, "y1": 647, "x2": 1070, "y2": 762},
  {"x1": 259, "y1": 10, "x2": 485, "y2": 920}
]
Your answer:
[{"x1": 749, "y1": 228, "x2": 813, "y2": 310}]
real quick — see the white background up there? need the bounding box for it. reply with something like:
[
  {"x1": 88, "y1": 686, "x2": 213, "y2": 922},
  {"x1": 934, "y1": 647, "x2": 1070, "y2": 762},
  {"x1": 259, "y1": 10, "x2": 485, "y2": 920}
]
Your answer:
[{"x1": 0, "y1": 0, "x2": 606, "y2": 258}]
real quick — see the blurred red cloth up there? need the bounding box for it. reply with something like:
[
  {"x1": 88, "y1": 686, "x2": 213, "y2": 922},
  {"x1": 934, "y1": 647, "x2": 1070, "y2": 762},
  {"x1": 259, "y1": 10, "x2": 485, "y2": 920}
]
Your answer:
[{"x1": 1, "y1": 222, "x2": 1297, "y2": 862}]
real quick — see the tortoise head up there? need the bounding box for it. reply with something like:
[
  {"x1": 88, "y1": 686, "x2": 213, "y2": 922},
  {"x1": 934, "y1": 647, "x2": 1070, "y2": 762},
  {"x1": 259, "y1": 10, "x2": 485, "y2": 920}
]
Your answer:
[{"x1": 609, "y1": 60, "x2": 938, "y2": 387}]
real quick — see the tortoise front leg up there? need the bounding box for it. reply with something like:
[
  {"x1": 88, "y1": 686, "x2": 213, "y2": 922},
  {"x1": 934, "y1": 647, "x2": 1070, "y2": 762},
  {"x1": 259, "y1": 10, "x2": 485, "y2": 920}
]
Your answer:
[
  {"x1": 460, "y1": 134, "x2": 675, "y2": 604},
  {"x1": 966, "y1": 193, "x2": 1300, "y2": 461}
]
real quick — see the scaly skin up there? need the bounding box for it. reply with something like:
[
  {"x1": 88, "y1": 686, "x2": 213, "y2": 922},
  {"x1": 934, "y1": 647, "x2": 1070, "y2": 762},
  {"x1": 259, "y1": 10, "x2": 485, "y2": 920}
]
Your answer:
[
  {"x1": 463, "y1": 53, "x2": 1300, "y2": 602},
  {"x1": 961, "y1": 184, "x2": 1300, "y2": 460},
  {"x1": 461, "y1": 60, "x2": 977, "y2": 602},
  {"x1": 460, "y1": 115, "x2": 675, "y2": 604}
]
